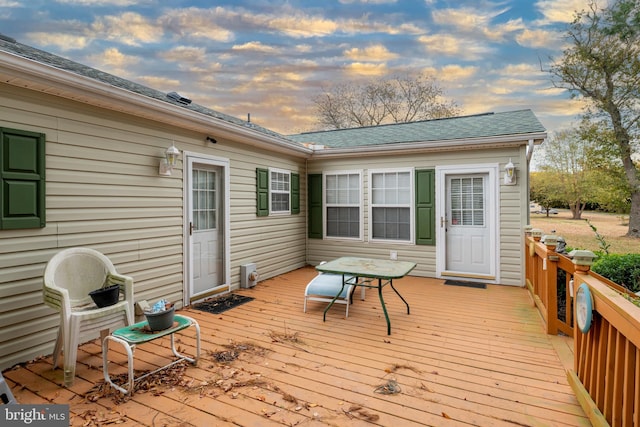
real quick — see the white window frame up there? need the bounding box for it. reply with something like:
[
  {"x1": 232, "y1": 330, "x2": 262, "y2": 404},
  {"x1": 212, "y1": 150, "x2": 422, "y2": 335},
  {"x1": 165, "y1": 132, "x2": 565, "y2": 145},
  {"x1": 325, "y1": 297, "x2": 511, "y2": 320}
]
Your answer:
[
  {"x1": 269, "y1": 168, "x2": 291, "y2": 215},
  {"x1": 323, "y1": 170, "x2": 363, "y2": 241},
  {"x1": 368, "y1": 168, "x2": 414, "y2": 244}
]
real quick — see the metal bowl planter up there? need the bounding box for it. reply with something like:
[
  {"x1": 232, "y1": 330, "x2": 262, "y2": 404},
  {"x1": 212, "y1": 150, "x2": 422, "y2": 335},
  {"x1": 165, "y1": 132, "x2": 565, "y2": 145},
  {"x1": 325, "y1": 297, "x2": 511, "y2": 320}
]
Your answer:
[
  {"x1": 88, "y1": 284, "x2": 120, "y2": 308},
  {"x1": 144, "y1": 304, "x2": 175, "y2": 331}
]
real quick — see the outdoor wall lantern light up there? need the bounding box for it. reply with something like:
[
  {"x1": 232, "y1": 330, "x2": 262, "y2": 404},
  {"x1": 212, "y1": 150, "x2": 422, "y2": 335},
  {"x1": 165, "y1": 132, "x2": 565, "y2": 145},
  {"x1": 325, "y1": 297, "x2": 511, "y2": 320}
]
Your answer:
[
  {"x1": 159, "y1": 143, "x2": 180, "y2": 176},
  {"x1": 504, "y1": 159, "x2": 516, "y2": 185}
]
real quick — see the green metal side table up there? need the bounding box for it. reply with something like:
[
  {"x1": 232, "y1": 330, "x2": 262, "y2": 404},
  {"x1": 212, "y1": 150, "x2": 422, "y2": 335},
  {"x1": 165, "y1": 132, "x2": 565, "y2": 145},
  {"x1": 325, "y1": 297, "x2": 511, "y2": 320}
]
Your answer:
[{"x1": 102, "y1": 314, "x2": 200, "y2": 394}]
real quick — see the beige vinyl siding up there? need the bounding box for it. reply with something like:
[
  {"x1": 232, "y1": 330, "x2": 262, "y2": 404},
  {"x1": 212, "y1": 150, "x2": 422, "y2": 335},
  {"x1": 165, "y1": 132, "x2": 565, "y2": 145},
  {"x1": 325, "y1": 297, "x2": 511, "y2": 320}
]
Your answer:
[
  {"x1": 306, "y1": 147, "x2": 528, "y2": 286},
  {"x1": 226, "y1": 147, "x2": 307, "y2": 281},
  {"x1": 498, "y1": 149, "x2": 528, "y2": 286},
  {"x1": 0, "y1": 83, "x2": 306, "y2": 371}
]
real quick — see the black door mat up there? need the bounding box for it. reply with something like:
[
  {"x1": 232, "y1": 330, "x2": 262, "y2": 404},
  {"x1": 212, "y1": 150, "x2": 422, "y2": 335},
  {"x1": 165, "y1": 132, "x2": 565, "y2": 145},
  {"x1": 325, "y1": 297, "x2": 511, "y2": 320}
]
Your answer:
[
  {"x1": 444, "y1": 280, "x2": 487, "y2": 289},
  {"x1": 192, "y1": 294, "x2": 254, "y2": 314}
]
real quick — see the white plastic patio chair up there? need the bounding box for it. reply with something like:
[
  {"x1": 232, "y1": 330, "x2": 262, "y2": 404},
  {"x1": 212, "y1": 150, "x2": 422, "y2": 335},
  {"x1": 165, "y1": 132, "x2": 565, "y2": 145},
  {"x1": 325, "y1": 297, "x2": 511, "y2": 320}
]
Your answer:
[
  {"x1": 43, "y1": 248, "x2": 134, "y2": 386},
  {"x1": 303, "y1": 262, "x2": 365, "y2": 317}
]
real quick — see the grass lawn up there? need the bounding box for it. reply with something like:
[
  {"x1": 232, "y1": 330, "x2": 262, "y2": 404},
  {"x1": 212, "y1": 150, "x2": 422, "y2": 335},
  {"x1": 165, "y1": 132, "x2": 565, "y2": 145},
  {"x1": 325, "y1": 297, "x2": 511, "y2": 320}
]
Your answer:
[{"x1": 530, "y1": 210, "x2": 640, "y2": 255}]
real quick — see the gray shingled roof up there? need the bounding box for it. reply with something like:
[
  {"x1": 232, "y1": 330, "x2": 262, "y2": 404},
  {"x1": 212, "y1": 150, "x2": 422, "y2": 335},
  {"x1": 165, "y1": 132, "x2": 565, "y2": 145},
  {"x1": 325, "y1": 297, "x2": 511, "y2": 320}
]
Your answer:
[
  {"x1": 1, "y1": 34, "x2": 546, "y2": 149},
  {"x1": 0, "y1": 36, "x2": 285, "y2": 140},
  {"x1": 288, "y1": 110, "x2": 546, "y2": 148}
]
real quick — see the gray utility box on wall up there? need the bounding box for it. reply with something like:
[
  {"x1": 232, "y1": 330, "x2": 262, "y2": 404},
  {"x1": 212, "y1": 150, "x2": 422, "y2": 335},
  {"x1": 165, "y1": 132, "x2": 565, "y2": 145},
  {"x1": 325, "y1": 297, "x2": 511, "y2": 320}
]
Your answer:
[{"x1": 240, "y1": 263, "x2": 259, "y2": 288}]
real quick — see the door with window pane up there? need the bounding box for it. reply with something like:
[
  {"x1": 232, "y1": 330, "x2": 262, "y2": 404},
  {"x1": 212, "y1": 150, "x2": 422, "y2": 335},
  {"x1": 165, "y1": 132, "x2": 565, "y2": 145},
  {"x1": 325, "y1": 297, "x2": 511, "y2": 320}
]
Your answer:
[
  {"x1": 445, "y1": 174, "x2": 491, "y2": 274},
  {"x1": 190, "y1": 164, "x2": 224, "y2": 299}
]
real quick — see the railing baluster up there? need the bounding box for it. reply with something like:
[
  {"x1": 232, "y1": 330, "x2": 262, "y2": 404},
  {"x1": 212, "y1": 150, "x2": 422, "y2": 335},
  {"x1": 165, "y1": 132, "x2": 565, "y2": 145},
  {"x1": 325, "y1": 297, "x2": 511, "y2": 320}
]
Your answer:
[{"x1": 524, "y1": 228, "x2": 639, "y2": 426}]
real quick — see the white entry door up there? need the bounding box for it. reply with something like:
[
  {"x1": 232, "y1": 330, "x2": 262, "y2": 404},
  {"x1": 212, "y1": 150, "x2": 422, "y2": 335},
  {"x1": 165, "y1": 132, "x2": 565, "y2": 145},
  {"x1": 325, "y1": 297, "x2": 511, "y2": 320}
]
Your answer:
[
  {"x1": 187, "y1": 157, "x2": 229, "y2": 303},
  {"x1": 437, "y1": 166, "x2": 497, "y2": 281}
]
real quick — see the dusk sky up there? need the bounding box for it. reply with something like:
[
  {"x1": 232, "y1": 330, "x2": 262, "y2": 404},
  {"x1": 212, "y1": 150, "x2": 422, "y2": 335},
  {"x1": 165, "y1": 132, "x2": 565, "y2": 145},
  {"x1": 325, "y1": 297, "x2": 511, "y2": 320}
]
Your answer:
[{"x1": 0, "y1": 0, "x2": 603, "y2": 136}]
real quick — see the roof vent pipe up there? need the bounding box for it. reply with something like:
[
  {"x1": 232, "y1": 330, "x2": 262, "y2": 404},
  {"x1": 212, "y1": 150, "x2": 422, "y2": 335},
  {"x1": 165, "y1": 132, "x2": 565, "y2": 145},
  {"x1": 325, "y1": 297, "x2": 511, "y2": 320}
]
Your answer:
[{"x1": 166, "y1": 91, "x2": 192, "y2": 105}]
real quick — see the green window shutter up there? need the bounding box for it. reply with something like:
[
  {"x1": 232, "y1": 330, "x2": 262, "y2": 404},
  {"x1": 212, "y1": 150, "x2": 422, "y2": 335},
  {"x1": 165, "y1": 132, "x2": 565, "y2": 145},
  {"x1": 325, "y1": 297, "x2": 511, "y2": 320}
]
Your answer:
[
  {"x1": 291, "y1": 173, "x2": 300, "y2": 214},
  {"x1": 308, "y1": 174, "x2": 322, "y2": 238},
  {"x1": 415, "y1": 169, "x2": 435, "y2": 245},
  {"x1": 1, "y1": 127, "x2": 46, "y2": 230},
  {"x1": 256, "y1": 168, "x2": 269, "y2": 217}
]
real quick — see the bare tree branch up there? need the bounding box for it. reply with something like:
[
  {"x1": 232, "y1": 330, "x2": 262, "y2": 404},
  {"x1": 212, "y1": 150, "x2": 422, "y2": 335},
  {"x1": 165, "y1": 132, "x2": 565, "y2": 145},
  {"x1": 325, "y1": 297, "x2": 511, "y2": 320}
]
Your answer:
[{"x1": 312, "y1": 74, "x2": 460, "y2": 130}]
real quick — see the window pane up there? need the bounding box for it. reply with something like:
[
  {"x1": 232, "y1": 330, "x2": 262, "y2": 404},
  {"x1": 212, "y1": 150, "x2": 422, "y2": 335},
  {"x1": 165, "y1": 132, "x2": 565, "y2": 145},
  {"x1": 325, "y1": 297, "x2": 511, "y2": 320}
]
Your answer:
[
  {"x1": 474, "y1": 209, "x2": 484, "y2": 226},
  {"x1": 327, "y1": 206, "x2": 359, "y2": 238},
  {"x1": 372, "y1": 207, "x2": 409, "y2": 240},
  {"x1": 199, "y1": 191, "x2": 207, "y2": 210},
  {"x1": 349, "y1": 189, "x2": 359, "y2": 204},
  {"x1": 385, "y1": 189, "x2": 396, "y2": 204},
  {"x1": 271, "y1": 193, "x2": 289, "y2": 212},
  {"x1": 372, "y1": 188, "x2": 383, "y2": 204},
  {"x1": 326, "y1": 189, "x2": 336, "y2": 204},
  {"x1": 450, "y1": 176, "x2": 484, "y2": 227},
  {"x1": 338, "y1": 188, "x2": 349, "y2": 204},
  {"x1": 398, "y1": 172, "x2": 410, "y2": 187},
  {"x1": 398, "y1": 189, "x2": 410, "y2": 204}
]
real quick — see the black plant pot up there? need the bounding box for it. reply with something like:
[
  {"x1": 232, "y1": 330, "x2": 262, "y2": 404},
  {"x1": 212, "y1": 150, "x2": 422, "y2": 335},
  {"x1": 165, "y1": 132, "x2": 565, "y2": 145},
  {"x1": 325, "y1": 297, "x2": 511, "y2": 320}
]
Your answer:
[
  {"x1": 89, "y1": 284, "x2": 120, "y2": 308},
  {"x1": 145, "y1": 305, "x2": 175, "y2": 331}
]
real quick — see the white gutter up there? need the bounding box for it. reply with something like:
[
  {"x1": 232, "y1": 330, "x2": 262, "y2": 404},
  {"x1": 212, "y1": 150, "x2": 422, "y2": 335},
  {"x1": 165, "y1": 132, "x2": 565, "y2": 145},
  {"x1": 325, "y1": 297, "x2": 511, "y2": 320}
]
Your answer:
[
  {"x1": 0, "y1": 50, "x2": 313, "y2": 158},
  {"x1": 526, "y1": 138, "x2": 537, "y2": 163}
]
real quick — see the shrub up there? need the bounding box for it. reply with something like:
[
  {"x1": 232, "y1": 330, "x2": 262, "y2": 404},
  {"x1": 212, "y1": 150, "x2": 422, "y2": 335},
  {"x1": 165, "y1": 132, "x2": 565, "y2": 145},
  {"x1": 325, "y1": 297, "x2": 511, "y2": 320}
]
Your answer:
[{"x1": 591, "y1": 254, "x2": 640, "y2": 293}]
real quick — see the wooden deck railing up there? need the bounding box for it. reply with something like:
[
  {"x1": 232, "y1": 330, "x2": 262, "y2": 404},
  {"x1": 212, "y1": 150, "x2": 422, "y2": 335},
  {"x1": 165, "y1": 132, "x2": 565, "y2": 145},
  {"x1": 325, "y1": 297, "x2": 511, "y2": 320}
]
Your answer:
[{"x1": 524, "y1": 229, "x2": 640, "y2": 427}]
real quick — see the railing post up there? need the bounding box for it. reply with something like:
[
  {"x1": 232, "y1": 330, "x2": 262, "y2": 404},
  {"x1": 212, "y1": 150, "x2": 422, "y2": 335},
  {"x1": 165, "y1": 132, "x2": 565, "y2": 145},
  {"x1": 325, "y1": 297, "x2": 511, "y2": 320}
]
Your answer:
[
  {"x1": 568, "y1": 250, "x2": 596, "y2": 273},
  {"x1": 531, "y1": 229, "x2": 543, "y2": 241},
  {"x1": 542, "y1": 234, "x2": 559, "y2": 335},
  {"x1": 529, "y1": 228, "x2": 544, "y2": 310},
  {"x1": 524, "y1": 226, "x2": 534, "y2": 300}
]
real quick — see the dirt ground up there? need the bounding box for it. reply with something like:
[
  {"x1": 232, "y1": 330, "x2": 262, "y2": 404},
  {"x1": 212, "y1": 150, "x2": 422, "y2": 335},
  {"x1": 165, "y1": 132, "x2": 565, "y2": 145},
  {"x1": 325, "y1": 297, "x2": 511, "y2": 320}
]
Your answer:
[{"x1": 530, "y1": 210, "x2": 640, "y2": 254}]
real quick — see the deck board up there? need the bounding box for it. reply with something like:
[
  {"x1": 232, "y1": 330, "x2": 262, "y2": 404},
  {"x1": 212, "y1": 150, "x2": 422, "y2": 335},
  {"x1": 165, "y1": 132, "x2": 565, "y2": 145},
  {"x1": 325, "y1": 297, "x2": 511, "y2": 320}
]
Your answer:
[{"x1": 3, "y1": 266, "x2": 589, "y2": 426}]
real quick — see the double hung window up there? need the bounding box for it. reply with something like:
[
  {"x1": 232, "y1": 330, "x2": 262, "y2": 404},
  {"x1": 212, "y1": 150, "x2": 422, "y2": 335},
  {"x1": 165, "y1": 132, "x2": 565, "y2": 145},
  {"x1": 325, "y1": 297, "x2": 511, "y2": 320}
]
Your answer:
[
  {"x1": 270, "y1": 169, "x2": 290, "y2": 214},
  {"x1": 370, "y1": 169, "x2": 412, "y2": 242},
  {"x1": 324, "y1": 171, "x2": 361, "y2": 239}
]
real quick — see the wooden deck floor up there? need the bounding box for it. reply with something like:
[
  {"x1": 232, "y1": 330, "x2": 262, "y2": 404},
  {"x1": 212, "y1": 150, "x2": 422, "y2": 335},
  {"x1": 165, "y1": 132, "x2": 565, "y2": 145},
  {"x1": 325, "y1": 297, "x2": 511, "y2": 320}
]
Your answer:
[{"x1": 3, "y1": 266, "x2": 589, "y2": 426}]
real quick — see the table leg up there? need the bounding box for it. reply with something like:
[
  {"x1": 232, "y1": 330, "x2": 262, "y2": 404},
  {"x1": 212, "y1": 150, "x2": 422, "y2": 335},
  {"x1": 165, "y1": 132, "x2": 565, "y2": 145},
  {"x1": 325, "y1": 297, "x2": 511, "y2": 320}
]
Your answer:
[
  {"x1": 377, "y1": 278, "x2": 392, "y2": 335},
  {"x1": 390, "y1": 280, "x2": 410, "y2": 314},
  {"x1": 170, "y1": 318, "x2": 201, "y2": 364},
  {"x1": 323, "y1": 274, "x2": 347, "y2": 322},
  {"x1": 103, "y1": 335, "x2": 135, "y2": 395}
]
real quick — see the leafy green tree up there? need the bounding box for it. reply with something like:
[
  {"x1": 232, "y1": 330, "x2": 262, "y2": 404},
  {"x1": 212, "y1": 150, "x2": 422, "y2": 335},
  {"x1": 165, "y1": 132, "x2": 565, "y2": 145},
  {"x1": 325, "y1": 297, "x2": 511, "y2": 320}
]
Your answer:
[
  {"x1": 549, "y1": 0, "x2": 640, "y2": 237},
  {"x1": 577, "y1": 120, "x2": 631, "y2": 213},
  {"x1": 530, "y1": 171, "x2": 566, "y2": 216},
  {"x1": 533, "y1": 128, "x2": 599, "y2": 219},
  {"x1": 533, "y1": 122, "x2": 631, "y2": 217}
]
